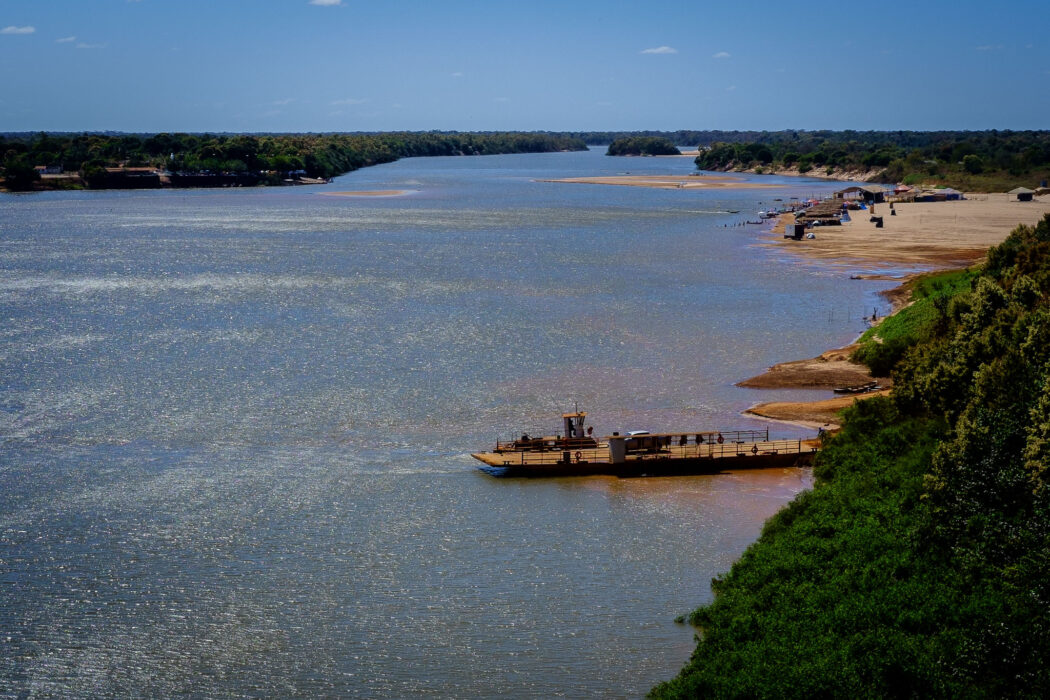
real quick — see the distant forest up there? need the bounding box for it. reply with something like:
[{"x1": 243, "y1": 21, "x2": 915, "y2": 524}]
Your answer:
[
  {"x1": 0, "y1": 131, "x2": 587, "y2": 191},
  {"x1": 575, "y1": 130, "x2": 1050, "y2": 190},
  {"x1": 605, "y1": 136, "x2": 680, "y2": 156},
  {"x1": 4, "y1": 129, "x2": 1049, "y2": 192}
]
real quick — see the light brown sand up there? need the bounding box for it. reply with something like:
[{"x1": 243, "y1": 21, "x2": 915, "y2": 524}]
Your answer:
[
  {"x1": 769, "y1": 193, "x2": 1050, "y2": 268},
  {"x1": 320, "y1": 190, "x2": 411, "y2": 197},
  {"x1": 738, "y1": 345, "x2": 883, "y2": 390},
  {"x1": 540, "y1": 175, "x2": 777, "y2": 190},
  {"x1": 746, "y1": 390, "x2": 890, "y2": 430}
]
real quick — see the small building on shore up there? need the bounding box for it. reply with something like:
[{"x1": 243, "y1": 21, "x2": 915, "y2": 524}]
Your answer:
[
  {"x1": 834, "y1": 185, "x2": 887, "y2": 204},
  {"x1": 1009, "y1": 187, "x2": 1035, "y2": 202}
]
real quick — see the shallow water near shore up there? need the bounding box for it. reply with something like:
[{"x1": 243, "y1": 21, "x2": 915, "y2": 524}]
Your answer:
[{"x1": 1, "y1": 149, "x2": 895, "y2": 697}]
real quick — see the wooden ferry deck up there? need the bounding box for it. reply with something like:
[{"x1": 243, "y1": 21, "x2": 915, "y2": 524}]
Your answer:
[{"x1": 473, "y1": 432, "x2": 820, "y2": 478}]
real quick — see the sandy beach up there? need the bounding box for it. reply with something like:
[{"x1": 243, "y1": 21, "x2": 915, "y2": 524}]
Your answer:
[
  {"x1": 738, "y1": 344, "x2": 881, "y2": 390},
  {"x1": 769, "y1": 193, "x2": 1050, "y2": 268},
  {"x1": 540, "y1": 174, "x2": 777, "y2": 190},
  {"x1": 746, "y1": 390, "x2": 891, "y2": 429}
]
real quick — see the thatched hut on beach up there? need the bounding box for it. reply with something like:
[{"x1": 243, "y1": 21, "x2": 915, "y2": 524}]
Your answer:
[
  {"x1": 1009, "y1": 187, "x2": 1035, "y2": 202},
  {"x1": 833, "y1": 185, "x2": 888, "y2": 203}
]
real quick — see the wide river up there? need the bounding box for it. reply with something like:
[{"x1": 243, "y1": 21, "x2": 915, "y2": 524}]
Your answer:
[{"x1": 1, "y1": 149, "x2": 894, "y2": 697}]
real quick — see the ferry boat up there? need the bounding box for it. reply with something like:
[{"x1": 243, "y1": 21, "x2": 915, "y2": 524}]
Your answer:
[{"x1": 473, "y1": 410, "x2": 819, "y2": 478}]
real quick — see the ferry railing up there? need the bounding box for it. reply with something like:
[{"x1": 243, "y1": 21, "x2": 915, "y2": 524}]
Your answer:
[
  {"x1": 495, "y1": 429, "x2": 770, "y2": 454},
  {"x1": 496, "y1": 437, "x2": 816, "y2": 466}
]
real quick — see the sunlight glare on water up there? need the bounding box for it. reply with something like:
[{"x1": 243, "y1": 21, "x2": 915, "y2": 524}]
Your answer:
[{"x1": 0, "y1": 149, "x2": 894, "y2": 697}]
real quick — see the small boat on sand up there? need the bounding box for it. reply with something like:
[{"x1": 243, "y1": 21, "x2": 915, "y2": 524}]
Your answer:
[{"x1": 832, "y1": 381, "x2": 880, "y2": 394}]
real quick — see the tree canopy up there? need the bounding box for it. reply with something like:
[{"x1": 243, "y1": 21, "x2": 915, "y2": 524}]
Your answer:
[
  {"x1": 0, "y1": 131, "x2": 587, "y2": 189},
  {"x1": 606, "y1": 137, "x2": 681, "y2": 156}
]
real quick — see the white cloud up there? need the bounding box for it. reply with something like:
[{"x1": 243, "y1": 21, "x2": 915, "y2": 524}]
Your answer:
[
  {"x1": 451, "y1": 71, "x2": 464, "y2": 78},
  {"x1": 712, "y1": 51, "x2": 731, "y2": 59},
  {"x1": 976, "y1": 44, "x2": 1003, "y2": 51},
  {"x1": 726, "y1": 85, "x2": 736, "y2": 91},
  {"x1": 331, "y1": 97, "x2": 367, "y2": 105},
  {"x1": 272, "y1": 98, "x2": 295, "y2": 106},
  {"x1": 309, "y1": 0, "x2": 343, "y2": 5},
  {"x1": 76, "y1": 42, "x2": 107, "y2": 49},
  {"x1": 1, "y1": 26, "x2": 35, "y2": 35},
  {"x1": 56, "y1": 36, "x2": 76, "y2": 43},
  {"x1": 641, "y1": 46, "x2": 677, "y2": 55}
]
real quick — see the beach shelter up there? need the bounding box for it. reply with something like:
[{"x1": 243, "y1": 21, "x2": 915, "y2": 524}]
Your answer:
[{"x1": 1009, "y1": 187, "x2": 1035, "y2": 202}]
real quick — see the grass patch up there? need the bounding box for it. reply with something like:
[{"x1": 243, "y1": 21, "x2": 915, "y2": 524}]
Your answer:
[{"x1": 852, "y1": 269, "x2": 978, "y2": 376}]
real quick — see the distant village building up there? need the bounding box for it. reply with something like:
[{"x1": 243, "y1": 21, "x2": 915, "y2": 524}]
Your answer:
[
  {"x1": 1009, "y1": 187, "x2": 1035, "y2": 202},
  {"x1": 33, "y1": 164, "x2": 64, "y2": 175}
]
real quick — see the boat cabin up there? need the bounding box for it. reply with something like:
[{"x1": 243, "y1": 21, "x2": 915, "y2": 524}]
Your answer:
[{"x1": 495, "y1": 410, "x2": 598, "y2": 452}]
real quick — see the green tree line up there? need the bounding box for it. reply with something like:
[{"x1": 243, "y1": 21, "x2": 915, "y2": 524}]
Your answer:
[
  {"x1": 606, "y1": 136, "x2": 680, "y2": 156},
  {"x1": 652, "y1": 215, "x2": 1050, "y2": 698},
  {"x1": 0, "y1": 131, "x2": 587, "y2": 190},
  {"x1": 690, "y1": 130, "x2": 1050, "y2": 190}
]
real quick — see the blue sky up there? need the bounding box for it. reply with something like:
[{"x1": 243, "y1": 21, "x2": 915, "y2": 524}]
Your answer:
[{"x1": 1, "y1": 0, "x2": 1048, "y2": 133}]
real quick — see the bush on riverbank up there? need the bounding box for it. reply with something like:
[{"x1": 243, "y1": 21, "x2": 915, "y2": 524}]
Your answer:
[
  {"x1": 652, "y1": 215, "x2": 1050, "y2": 698},
  {"x1": 851, "y1": 268, "x2": 978, "y2": 376}
]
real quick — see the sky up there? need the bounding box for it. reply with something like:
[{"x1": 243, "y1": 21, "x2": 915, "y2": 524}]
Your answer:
[{"x1": 1, "y1": 0, "x2": 1048, "y2": 133}]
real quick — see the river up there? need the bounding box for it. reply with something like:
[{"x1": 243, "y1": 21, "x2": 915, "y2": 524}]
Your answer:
[{"x1": 0, "y1": 148, "x2": 893, "y2": 697}]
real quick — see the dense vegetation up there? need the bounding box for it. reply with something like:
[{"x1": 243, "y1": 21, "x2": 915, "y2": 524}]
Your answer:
[
  {"x1": 606, "y1": 136, "x2": 680, "y2": 156},
  {"x1": 0, "y1": 131, "x2": 586, "y2": 190},
  {"x1": 6, "y1": 129, "x2": 1048, "y2": 192},
  {"x1": 653, "y1": 215, "x2": 1050, "y2": 698},
  {"x1": 689, "y1": 130, "x2": 1050, "y2": 191}
]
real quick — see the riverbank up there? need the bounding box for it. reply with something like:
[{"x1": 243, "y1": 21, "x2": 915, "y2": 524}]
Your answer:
[
  {"x1": 707, "y1": 163, "x2": 885, "y2": 182},
  {"x1": 743, "y1": 192, "x2": 1050, "y2": 428}
]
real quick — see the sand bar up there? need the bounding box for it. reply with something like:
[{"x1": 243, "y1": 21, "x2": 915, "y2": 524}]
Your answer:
[
  {"x1": 320, "y1": 190, "x2": 412, "y2": 197},
  {"x1": 738, "y1": 345, "x2": 882, "y2": 390},
  {"x1": 746, "y1": 390, "x2": 891, "y2": 430},
  {"x1": 540, "y1": 174, "x2": 777, "y2": 190}
]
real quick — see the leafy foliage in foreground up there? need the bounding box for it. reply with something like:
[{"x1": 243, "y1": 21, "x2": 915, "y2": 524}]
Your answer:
[{"x1": 653, "y1": 215, "x2": 1050, "y2": 698}]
